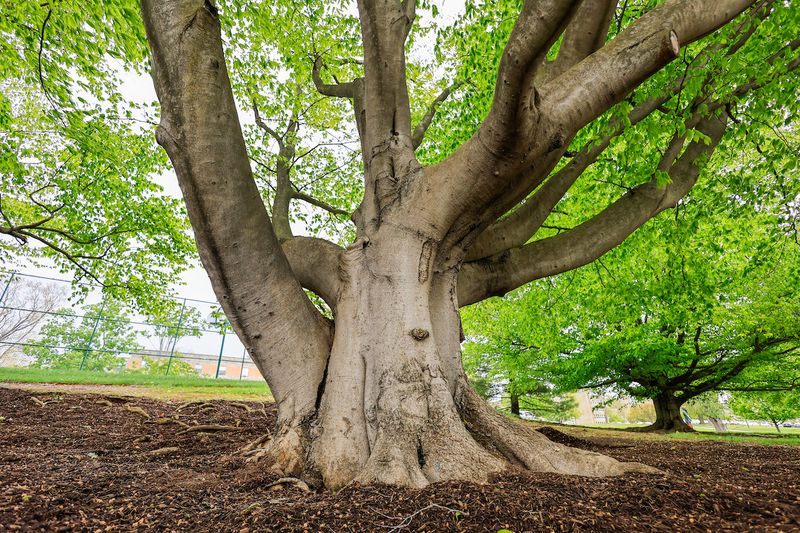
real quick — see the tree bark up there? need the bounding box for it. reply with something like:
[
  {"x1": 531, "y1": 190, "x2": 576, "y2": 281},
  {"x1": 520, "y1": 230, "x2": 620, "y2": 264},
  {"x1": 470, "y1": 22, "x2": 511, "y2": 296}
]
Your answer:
[
  {"x1": 643, "y1": 392, "x2": 693, "y2": 432},
  {"x1": 510, "y1": 392, "x2": 521, "y2": 417}
]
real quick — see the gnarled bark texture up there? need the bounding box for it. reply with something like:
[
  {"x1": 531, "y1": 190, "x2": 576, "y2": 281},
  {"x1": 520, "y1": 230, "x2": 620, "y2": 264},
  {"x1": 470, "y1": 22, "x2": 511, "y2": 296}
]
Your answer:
[
  {"x1": 140, "y1": 0, "x2": 774, "y2": 488},
  {"x1": 647, "y1": 393, "x2": 693, "y2": 432}
]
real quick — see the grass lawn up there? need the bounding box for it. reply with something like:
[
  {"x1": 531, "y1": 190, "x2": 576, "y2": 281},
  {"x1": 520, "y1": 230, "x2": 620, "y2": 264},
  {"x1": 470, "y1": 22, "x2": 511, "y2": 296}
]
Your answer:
[
  {"x1": 561, "y1": 421, "x2": 800, "y2": 446},
  {"x1": 0, "y1": 367, "x2": 272, "y2": 401}
]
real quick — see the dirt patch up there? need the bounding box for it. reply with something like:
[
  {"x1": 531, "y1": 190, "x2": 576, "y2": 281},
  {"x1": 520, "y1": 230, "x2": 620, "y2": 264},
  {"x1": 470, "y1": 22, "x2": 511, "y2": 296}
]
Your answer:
[{"x1": 1, "y1": 388, "x2": 798, "y2": 531}]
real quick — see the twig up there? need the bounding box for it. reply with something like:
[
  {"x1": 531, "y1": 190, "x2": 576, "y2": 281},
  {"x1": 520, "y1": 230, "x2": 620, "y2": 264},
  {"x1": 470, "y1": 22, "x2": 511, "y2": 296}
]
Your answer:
[{"x1": 384, "y1": 503, "x2": 466, "y2": 530}]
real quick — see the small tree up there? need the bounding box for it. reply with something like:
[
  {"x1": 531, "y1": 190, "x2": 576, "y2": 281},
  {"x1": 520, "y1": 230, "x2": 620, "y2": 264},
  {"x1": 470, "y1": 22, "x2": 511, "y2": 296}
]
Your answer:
[
  {"x1": 729, "y1": 391, "x2": 800, "y2": 433},
  {"x1": 0, "y1": 277, "x2": 64, "y2": 365},
  {"x1": 131, "y1": 355, "x2": 197, "y2": 377},
  {"x1": 25, "y1": 301, "x2": 141, "y2": 371},
  {"x1": 685, "y1": 393, "x2": 726, "y2": 425}
]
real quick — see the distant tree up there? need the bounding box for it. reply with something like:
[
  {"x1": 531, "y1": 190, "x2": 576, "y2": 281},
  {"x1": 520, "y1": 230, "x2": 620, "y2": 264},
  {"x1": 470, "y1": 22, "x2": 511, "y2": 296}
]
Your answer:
[
  {"x1": 463, "y1": 137, "x2": 800, "y2": 432},
  {"x1": 0, "y1": 277, "x2": 65, "y2": 364},
  {"x1": 130, "y1": 355, "x2": 197, "y2": 377},
  {"x1": 684, "y1": 392, "x2": 726, "y2": 425},
  {"x1": 626, "y1": 402, "x2": 656, "y2": 424},
  {"x1": 729, "y1": 390, "x2": 800, "y2": 433},
  {"x1": 24, "y1": 301, "x2": 141, "y2": 371}
]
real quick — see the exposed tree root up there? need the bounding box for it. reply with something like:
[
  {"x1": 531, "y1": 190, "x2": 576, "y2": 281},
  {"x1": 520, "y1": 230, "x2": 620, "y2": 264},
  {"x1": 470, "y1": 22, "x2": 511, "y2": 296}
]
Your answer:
[
  {"x1": 175, "y1": 401, "x2": 215, "y2": 412},
  {"x1": 94, "y1": 399, "x2": 113, "y2": 407},
  {"x1": 241, "y1": 433, "x2": 271, "y2": 452},
  {"x1": 148, "y1": 446, "x2": 179, "y2": 457},
  {"x1": 458, "y1": 386, "x2": 661, "y2": 477},
  {"x1": 124, "y1": 405, "x2": 150, "y2": 418},
  {"x1": 176, "y1": 424, "x2": 242, "y2": 436},
  {"x1": 30, "y1": 396, "x2": 59, "y2": 407},
  {"x1": 229, "y1": 402, "x2": 255, "y2": 413},
  {"x1": 263, "y1": 477, "x2": 311, "y2": 493},
  {"x1": 146, "y1": 417, "x2": 189, "y2": 428}
]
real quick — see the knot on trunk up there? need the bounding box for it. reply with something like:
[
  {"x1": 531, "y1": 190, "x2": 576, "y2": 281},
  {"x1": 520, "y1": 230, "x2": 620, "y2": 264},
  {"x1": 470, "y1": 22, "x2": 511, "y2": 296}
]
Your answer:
[{"x1": 409, "y1": 328, "x2": 429, "y2": 341}]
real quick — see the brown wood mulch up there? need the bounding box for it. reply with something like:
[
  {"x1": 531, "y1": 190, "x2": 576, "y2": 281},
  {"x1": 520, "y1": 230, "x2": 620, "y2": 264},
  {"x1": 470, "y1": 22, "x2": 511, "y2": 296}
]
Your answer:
[{"x1": 1, "y1": 387, "x2": 799, "y2": 532}]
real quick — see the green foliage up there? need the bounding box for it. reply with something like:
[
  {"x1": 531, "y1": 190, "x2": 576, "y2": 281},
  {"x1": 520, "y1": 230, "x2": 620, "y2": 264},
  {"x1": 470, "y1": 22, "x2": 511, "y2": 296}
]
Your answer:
[
  {"x1": 462, "y1": 124, "x2": 800, "y2": 407},
  {"x1": 130, "y1": 355, "x2": 197, "y2": 377},
  {"x1": 24, "y1": 301, "x2": 140, "y2": 371},
  {"x1": 0, "y1": 2, "x2": 194, "y2": 314},
  {"x1": 685, "y1": 393, "x2": 726, "y2": 421},
  {"x1": 729, "y1": 391, "x2": 800, "y2": 430}
]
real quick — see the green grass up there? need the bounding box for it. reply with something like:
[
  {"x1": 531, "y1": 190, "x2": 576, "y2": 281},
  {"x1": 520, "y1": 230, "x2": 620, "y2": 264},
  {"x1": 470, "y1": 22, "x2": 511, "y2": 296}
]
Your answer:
[
  {"x1": 557, "y1": 421, "x2": 800, "y2": 446},
  {"x1": 0, "y1": 367, "x2": 272, "y2": 401},
  {"x1": 662, "y1": 430, "x2": 800, "y2": 446}
]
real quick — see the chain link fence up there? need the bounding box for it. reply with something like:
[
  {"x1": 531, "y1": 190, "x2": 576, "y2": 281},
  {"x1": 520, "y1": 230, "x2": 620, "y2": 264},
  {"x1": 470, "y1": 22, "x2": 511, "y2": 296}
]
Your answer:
[{"x1": 0, "y1": 270, "x2": 261, "y2": 380}]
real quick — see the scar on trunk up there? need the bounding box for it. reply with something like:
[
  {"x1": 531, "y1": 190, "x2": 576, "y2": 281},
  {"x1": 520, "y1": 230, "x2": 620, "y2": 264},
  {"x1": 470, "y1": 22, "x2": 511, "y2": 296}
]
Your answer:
[{"x1": 418, "y1": 239, "x2": 434, "y2": 282}]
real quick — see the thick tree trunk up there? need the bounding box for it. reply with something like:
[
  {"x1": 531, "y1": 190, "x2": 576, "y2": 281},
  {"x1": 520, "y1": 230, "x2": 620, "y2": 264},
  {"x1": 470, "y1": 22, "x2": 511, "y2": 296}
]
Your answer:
[
  {"x1": 261, "y1": 229, "x2": 658, "y2": 489},
  {"x1": 510, "y1": 392, "x2": 521, "y2": 417},
  {"x1": 641, "y1": 392, "x2": 693, "y2": 432}
]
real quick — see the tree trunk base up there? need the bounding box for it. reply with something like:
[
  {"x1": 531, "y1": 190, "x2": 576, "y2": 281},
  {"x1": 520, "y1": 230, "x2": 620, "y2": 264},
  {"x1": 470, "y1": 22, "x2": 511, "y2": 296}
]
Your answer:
[{"x1": 244, "y1": 386, "x2": 660, "y2": 490}]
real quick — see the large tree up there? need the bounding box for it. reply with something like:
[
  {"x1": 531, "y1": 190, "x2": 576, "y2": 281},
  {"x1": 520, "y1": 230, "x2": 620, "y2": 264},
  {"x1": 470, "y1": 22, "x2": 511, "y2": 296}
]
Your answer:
[{"x1": 133, "y1": 0, "x2": 799, "y2": 489}]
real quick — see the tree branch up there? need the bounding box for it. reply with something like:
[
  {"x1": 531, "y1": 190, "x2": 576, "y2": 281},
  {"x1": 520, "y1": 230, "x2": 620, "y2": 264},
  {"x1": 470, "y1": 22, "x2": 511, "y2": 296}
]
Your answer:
[
  {"x1": 458, "y1": 112, "x2": 728, "y2": 306},
  {"x1": 141, "y1": 0, "x2": 332, "y2": 419},
  {"x1": 292, "y1": 190, "x2": 349, "y2": 217},
  {"x1": 282, "y1": 236, "x2": 343, "y2": 310},
  {"x1": 312, "y1": 56, "x2": 356, "y2": 98},
  {"x1": 546, "y1": 0, "x2": 618, "y2": 81},
  {"x1": 411, "y1": 80, "x2": 463, "y2": 149}
]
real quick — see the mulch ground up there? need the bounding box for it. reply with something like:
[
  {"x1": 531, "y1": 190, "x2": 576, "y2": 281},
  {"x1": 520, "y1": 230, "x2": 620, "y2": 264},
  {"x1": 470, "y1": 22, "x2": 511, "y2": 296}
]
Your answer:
[{"x1": 1, "y1": 387, "x2": 799, "y2": 532}]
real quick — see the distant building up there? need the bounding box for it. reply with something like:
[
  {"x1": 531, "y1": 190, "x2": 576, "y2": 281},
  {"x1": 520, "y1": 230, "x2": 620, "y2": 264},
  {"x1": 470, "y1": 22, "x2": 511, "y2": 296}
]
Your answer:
[{"x1": 126, "y1": 349, "x2": 263, "y2": 380}]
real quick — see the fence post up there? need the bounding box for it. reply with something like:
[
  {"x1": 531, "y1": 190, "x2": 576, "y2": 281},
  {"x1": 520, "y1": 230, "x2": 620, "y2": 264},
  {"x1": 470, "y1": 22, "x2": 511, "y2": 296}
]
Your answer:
[
  {"x1": 79, "y1": 300, "x2": 105, "y2": 371},
  {"x1": 239, "y1": 346, "x2": 247, "y2": 380},
  {"x1": 165, "y1": 298, "x2": 187, "y2": 376},
  {"x1": 214, "y1": 332, "x2": 226, "y2": 379},
  {"x1": 0, "y1": 272, "x2": 16, "y2": 303}
]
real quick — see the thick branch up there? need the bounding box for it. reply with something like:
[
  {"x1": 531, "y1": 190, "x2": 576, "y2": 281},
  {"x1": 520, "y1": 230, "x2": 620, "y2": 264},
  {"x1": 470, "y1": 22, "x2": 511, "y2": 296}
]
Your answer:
[
  {"x1": 419, "y1": 0, "x2": 753, "y2": 251},
  {"x1": 312, "y1": 56, "x2": 356, "y2": 98},
  {"x1": 141, "y1": 0, "x2": 331, "y2": 418},
  {"x1": 541, "y1": 0, "x2": 754, "y2": 133},
  {"x1": 282, "y1": 237, "x2": 343, "y2": 310},
  {"x1": 547, "y1": 0, "x2": 618, "y2": 80},
  {"x1": 458, "y1": 112, "x2": 728, "y2": 306},
  {"x1": 466, "y1": 91, "x2": 671, "y2": 261}
]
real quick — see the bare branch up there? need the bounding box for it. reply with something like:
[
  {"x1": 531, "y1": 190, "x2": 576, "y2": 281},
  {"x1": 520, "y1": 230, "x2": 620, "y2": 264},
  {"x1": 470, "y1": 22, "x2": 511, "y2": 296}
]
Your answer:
[
  {"x1": 292, "y1": 190, "x2": 349, "y2": 217},
  {"x1": 411, "y1": 80, "x2": 463, "y2": 149},
  {"x1": 252, "y1": 100, "x2": 284, "y2": 147}
]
